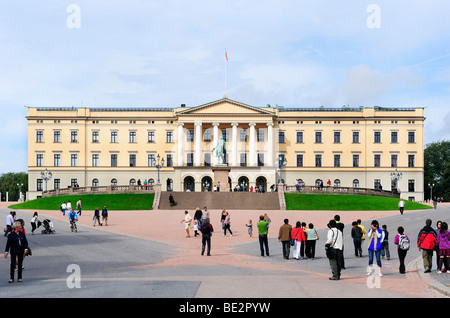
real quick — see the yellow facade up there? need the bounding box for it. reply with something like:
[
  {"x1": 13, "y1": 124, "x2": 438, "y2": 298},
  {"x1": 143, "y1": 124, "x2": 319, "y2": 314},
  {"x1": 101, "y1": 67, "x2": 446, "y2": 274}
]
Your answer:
[{"x1": 26, "y1": 98, "x2": 425, "y2": 201}]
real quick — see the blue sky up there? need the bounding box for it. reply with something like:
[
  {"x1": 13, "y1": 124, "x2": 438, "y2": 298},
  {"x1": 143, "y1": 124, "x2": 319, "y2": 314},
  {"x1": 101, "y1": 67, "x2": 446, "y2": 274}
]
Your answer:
[{"x1": 1, "y1": 0, "x2": 449, "y2": 174}]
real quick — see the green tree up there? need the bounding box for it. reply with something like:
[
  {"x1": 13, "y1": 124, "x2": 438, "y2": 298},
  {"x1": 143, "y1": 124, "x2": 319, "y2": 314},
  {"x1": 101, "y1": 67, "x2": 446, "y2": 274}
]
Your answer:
[
  {"x1": 443, "y1": 162, "x2": 450, "y2": 201},
  {"x1": 424, "y1": 140, "x2": 450, "y2": 201},
  {"x1": 0, "y1": 172, "x2": 28, "y2": 201}
]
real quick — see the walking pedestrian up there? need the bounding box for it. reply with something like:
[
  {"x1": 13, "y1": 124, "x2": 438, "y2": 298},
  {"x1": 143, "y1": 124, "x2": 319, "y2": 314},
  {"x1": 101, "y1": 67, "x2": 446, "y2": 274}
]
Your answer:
[
  {"x1": 181, "y1": 211, "x2": 192, "y2": 238},
  {"x1": 4, "y1": 211, "x2": 16, "y2": 236},
  {"x1": 300, "y1": 222, "x2": 307, "y2": 259},
  {"x1": 326, "y1": 220, "x2": 343, "y2": 281},
  {"x1": 246, "y1": 220, "x2": 253, "y2": 238},
  {"x1": 278, "y1": 219, "x2": 292, "y2": 259},
  {"x1": 334, "y1": 215, "x2": 345, "y2": 269},
  {"x1": 381, "y1": 225, "x2": 390, "y2": 260},
  {"x1": 101, "y1": 206, "x2": 108, "y2": 226},
  {"x1": 417, "y1": 219, "x2": 438, "y2": 273},
  {"x1": 223, "y1": 211, "x2": 233, "y2": 237},
  {"x1": 435, "y1": 221, "x2": 442, "y2": 270},
  {"x1": 4, "y1": 221, "x2": 29, "y2": 283},
  {"x1": 30, "y1": 212, "x2": 40, "y2": 235},
  {"x1": 257, "y1": 215, "x2": 270, "y2": 257},
  {"x1": 200, "y1": 218, "x2": 213, "y2": 256},
  {"x1": 202, "y1": 206, "x2": 210, "y2": 223},
  {"x1": 357, "y1": 219, "x2": 367, "y2": 241},
  {"x1": 93, "y1": 207, "x2": 102, "y2": 226},
  {"x1": 398, "y1": 198, "x2": 405, "y2": 215},
  {"x1": 394, "y1": 226, "x2": 410, "y2": 274},
  {"x1": 77, "y1": 199, "x2": 82, "y2": 216},
  {"x1": 61, "y1": 201, "x2": 67, "y2": 216},
  {"x1": 220, "y1": 210, "x2": 226, "y2": 231},
  {"x1": 351, "y1": 221, "x2": 363, "y2": 257},
  {"x1": 305, "y1": 223, "x2": 318, "y2": 259},
  {"x1": 367, "y1": 220, "x2": 384, "y2": 277},
  {"x1": 193, "y1": 221, "x2": 199, "y2": 237},
  {"x1": 437, "y1": 222, "x2": 450, "y2": 273},
  {"x1": 194, "y1": 207, "x2": 202, "y2": 228},
  {"x1": 291, "y1": 221, "x2": 305, "y2": 260}
]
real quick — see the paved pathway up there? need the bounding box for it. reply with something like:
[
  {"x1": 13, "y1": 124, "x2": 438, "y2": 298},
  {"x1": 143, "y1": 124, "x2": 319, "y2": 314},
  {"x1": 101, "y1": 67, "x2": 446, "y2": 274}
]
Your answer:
[{"x1": 0, "y1": 201, "x2": 449, "y2": 299}]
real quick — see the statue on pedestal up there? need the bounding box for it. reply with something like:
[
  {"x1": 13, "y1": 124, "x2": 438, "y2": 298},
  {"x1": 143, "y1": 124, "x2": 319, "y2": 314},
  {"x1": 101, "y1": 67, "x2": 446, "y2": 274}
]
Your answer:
[{"x1": 212, "y1": 136, "x2": 226, "y2": 165}]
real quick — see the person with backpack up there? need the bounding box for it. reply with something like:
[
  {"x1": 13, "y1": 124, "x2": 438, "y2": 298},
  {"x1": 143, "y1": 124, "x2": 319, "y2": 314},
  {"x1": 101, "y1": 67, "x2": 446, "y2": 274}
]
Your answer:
[
  {"x1": 200, "y1": 218, "x2": 214, "y2": 256},
  {"x1": 394, "y1": 226, "x2": 410, "y2": 274},
  {"x1": 417, "y1": 219, "x2": 438, "y2": 273}
]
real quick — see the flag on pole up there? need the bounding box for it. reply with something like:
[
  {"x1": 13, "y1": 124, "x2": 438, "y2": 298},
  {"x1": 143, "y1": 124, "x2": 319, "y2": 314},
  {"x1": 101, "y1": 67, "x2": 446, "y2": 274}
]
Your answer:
[{"x1": 225, "y1": 50, "x2": 228, "y2": 62}]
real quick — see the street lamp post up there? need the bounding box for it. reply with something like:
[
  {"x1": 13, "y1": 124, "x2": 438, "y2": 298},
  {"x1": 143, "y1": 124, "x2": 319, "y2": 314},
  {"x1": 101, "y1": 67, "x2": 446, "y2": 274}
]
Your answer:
[
  {"x1": 276, "y1": 157, "x2": 287, "y2": 184},
  {"x1": 153, "y1": 154, "x2": 165, "y2": 184},
  {"x1": 428, "y1": 183, "x2": 434, "y2": 202},
  {"x1": 40, "y1": 168, "x2": 52, "y2": 192}
]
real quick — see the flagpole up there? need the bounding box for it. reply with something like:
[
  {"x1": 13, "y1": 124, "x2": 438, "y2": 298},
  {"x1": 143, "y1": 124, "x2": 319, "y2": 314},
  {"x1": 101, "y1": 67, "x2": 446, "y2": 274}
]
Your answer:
[{"x1": 224, "y1": 49, "x2": 228, "y2": 98}]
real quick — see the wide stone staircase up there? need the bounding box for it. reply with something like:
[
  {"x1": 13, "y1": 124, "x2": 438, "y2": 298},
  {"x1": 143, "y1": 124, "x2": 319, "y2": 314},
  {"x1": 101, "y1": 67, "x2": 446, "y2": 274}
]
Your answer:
[{"x1": 158, "y1": 191, "x2": 281, "y2": 210}]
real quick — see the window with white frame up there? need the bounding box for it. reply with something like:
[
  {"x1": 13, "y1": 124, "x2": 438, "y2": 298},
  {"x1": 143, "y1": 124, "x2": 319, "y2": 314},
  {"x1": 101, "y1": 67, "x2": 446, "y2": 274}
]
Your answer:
[
  {"x1": 70, "y1": 130, "x2": 78, "y2": 143},
  {"x1": 36, "y1": 153, "x2": 44, "y2": 167},
  {"x1": 92, "y1": 154, "x2": 99, "y2": 167},
  {"x1": 54, "y1": 153, "x2": 61, "y2": 167},
  {"x1": 36, "y1": 130, "x2": 44, "y2": 143},
  {"x1": 71, "y1": 154, "x2": 78, "y2": 167}
]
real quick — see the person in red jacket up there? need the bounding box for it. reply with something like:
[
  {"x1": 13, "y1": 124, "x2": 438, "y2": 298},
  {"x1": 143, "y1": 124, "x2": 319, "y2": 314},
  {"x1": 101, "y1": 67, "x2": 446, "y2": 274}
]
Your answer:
[{"x1": 417, "y1": 219, "x2": 438, "y2": 273}]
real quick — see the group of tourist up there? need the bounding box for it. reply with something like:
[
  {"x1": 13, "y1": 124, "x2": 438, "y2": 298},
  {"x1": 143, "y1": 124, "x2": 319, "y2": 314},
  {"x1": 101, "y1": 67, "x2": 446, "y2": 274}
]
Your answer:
[
  {"x1": 60, "y1": 200, "x2": 109, "y2": 227},
  {"x1": 180, "y1": 208, "x2": 449, "y2": 281},
  {"x1": 326, "y1": 217, "x2": 449, "y2": 280}
]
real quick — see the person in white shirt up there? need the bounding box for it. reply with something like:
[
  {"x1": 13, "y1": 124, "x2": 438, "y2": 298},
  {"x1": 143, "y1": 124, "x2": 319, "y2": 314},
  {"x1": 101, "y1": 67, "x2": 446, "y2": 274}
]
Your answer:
[
  {"x1": 4, "y1": 211, "x2": 16, "y2": 236},
  {"x1": 398, "y1": 199, "x2": 405, "y2": 215},
  {"x1": 326, "y1": 219, "x2": 343, "y2": 280},
  {"x1": 61, "y1": 202, "x2": 67, "y2": 216},
  {"x1": 180, "y1": 211, "x2": 192, "y2": 238}
]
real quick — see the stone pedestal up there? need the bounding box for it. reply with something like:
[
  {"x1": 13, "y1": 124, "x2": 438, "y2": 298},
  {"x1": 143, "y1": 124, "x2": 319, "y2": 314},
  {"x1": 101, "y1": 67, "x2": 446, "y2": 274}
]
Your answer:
[{"x1": 213, "y1": 165, "x2": 230, "y2": 192}]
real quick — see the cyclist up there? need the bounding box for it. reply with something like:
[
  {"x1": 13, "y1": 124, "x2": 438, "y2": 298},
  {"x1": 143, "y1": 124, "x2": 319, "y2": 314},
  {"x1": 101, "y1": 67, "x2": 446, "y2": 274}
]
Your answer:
[{"x1": 68, "y1": 208, "x2": 78, "y2": 232}]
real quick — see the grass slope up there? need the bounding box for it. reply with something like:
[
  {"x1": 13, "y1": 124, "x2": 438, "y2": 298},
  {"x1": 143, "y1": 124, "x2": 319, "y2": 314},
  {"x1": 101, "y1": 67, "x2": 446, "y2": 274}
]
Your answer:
[
  {"x1": 8, "y1": 193, "x2": 155, "y2": 211},
  {"x1": 285, "y1": 193, "x2": 432, "y2": 211}
]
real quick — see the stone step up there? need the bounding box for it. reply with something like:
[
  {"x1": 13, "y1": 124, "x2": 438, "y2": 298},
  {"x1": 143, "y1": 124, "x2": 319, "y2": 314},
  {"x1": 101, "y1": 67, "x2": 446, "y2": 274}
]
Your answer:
[{"x1": 159, "y1": 191, "x2": 280, "y2": 210}]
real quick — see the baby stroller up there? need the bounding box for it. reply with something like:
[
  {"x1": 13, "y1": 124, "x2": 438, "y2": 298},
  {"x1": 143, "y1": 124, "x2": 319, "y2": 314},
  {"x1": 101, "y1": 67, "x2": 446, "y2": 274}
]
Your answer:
[{"x1": 41, "y1": 219, "x2": 56, "y2": 234}]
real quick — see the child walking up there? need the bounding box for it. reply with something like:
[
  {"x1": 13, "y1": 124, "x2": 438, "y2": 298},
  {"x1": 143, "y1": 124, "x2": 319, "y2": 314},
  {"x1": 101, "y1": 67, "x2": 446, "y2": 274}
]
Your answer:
[{"x1": 246, "y1": 220, "x2": 253, "y2": 237}]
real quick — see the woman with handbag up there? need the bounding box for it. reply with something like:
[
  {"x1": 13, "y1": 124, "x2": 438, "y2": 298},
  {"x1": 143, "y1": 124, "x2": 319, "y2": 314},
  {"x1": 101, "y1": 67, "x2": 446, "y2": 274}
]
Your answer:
[{"x1": 291, "y1": 221, "x2": 306, "y2": 260}]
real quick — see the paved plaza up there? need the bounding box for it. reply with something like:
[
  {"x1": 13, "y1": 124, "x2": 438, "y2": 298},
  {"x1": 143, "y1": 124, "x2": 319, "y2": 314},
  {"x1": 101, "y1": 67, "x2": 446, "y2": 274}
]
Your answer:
[{"x1": 0, "y1": 200, "x2": 449, "y2": 302}]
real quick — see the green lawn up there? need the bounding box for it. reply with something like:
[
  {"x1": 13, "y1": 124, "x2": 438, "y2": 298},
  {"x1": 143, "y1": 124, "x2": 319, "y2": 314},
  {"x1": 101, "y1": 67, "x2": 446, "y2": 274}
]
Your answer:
[
  {"x1": 284, "y1": 193, "x2": 432, "y2": 211},
  {"x1": 8, "y1": 193, "x2": 155, "y2": 211}
]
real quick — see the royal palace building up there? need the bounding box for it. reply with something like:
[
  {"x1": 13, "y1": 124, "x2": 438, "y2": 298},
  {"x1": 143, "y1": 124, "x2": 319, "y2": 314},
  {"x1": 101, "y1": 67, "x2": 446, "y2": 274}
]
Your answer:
[{"x1": 26, "y1": 98, "x2": 425, "y2": 201}]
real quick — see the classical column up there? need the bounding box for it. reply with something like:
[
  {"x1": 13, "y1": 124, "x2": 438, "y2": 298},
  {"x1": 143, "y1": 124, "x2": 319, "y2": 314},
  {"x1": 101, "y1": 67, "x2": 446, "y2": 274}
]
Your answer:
[
  {"x1": 195, "y1": 121, "x2": 202, "y2": 166},
  {"x1": 177, "y1": 123, "x2": 184, "y2": 166},
  {"x1": 212, "y1": 122, "x2": 219, "y2": 166},
  {"x1": 231, "y1": 122, "x2": 238, "y2": 166},
  {"x1": 267, "y1": 122, "x2": 274, "y2": 166},
  {"x1": 249, "y1": 123, "x2": 256, "y2": 166}
]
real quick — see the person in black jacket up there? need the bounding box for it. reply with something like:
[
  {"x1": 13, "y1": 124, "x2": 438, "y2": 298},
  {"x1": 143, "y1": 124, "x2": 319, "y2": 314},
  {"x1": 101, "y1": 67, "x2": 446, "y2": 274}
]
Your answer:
[
  {"x1": 335, "y1": 215, "x2": 345, "y2": 269},
  {"x1": 200, "y1": 218, "x2": 214, "y2": 256},
  {"x1": 4, "y1": 221, "x2": 29, "y2": 283}
]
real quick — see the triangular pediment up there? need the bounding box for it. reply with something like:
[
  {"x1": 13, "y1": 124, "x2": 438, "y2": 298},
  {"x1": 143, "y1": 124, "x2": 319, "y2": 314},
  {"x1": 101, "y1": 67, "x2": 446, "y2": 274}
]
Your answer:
[{"x1": 176, "y1": 98, "x2": 274, "y2": 116}]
